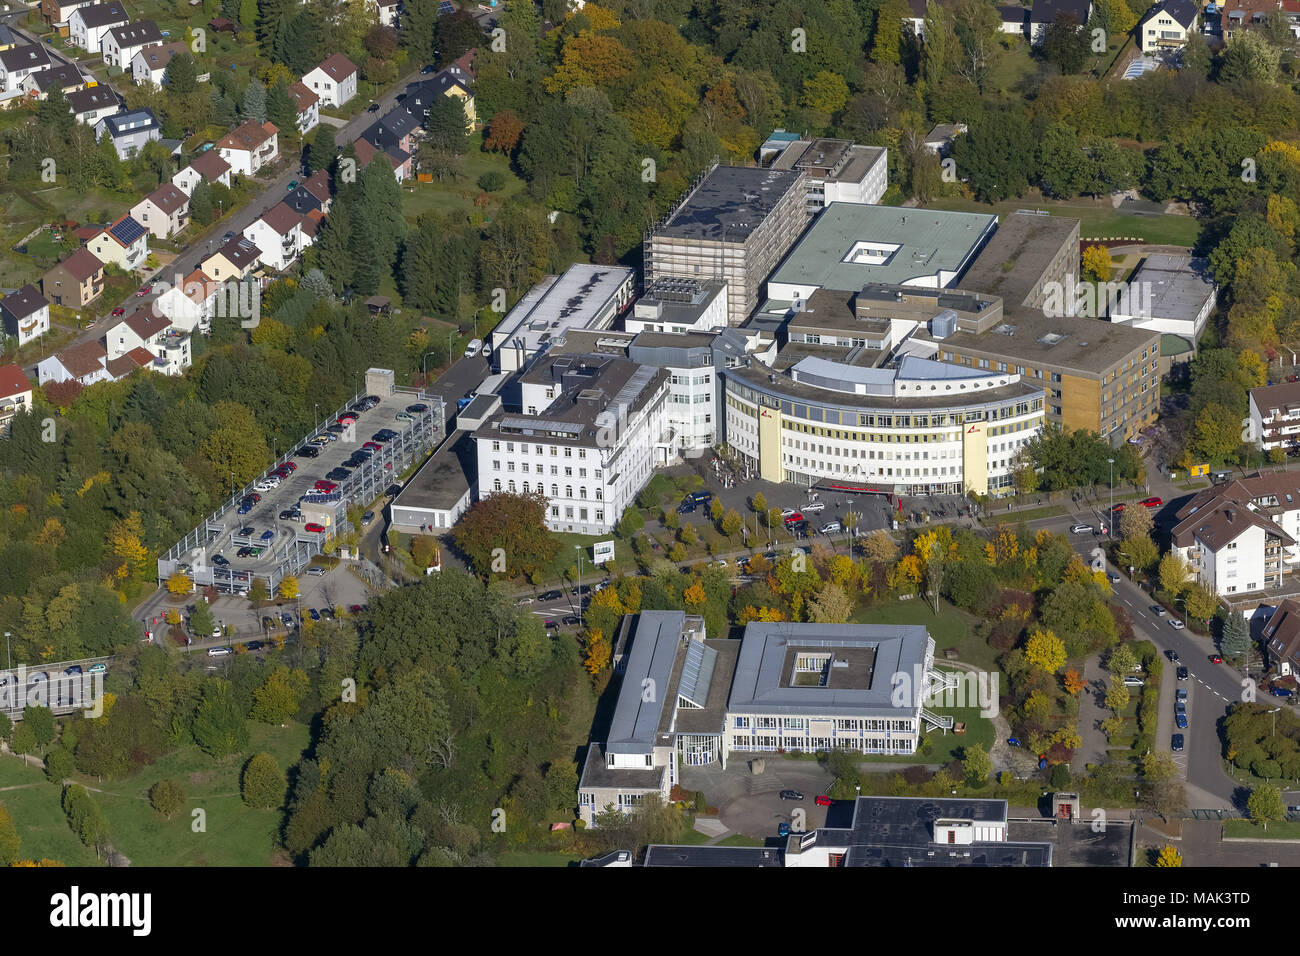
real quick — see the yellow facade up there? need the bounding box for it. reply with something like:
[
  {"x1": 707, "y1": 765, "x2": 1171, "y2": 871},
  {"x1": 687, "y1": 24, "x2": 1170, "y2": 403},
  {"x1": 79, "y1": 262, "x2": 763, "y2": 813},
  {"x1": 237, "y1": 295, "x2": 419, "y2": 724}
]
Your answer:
[
  {"x1": 758, "y1": 404, "x2": 782, "y2": 481},
  {"x1": 961, "y1": 420, "x2": 988, "y2": 496}
]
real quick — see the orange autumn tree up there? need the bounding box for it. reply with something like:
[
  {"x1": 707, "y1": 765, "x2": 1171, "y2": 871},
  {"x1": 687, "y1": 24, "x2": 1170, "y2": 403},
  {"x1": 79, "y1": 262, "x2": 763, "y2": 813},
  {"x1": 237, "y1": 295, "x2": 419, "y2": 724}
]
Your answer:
[
  {"x1": 583, "y1": 629, "x2": 611, "y2": 676},
  {"x1": 1063, "y1": 668, "x2": 1085, "y2": 695}
]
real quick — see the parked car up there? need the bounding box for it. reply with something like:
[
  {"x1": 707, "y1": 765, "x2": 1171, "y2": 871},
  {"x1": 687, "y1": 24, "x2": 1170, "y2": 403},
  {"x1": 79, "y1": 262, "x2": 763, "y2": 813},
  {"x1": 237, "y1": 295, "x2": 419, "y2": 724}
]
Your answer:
[
  {"x1": 308, "y1": 608, "x2": 321, "y2": 621},
  {"x1": 539, "y1": 590, "x2": 563, "y2": 601},
  {"x1": 1176, "y1": 713, "x2": 1188, "y2": 729},
  {"x1": 237, "y1": 500, "x2": 254, "y2": 515},
  {"x1": 1176, "y1": 688, "x2": 1188, "y2": 702},
  {"x1": 814, "y1": 795, "x2": 832, "y2": 807},
  {"x1": 307, "y1": 565, "x2": 326, "y2": 576},
  {"x1": 1107, "y1": 573, "x2": 1121, "y2": 584},
  {"x1": 780, "y1": 508, "x2": 798, "y2": 518},
  {"x1": 88, "y1": 663, "x2": 106, "y2": 674},
  {"x1": 1070, "y1": 524, "x2": 1092, "y2": 534},
  {"x1": 1140, "y1": 497, "x2": 1163, "y2": 508},
  {"x1": 784, "y1": 512, "x2": 805, "y2": 525},
  {"x1": 286, "y1": 179, "x2": 299, "y2": 191},
  {"x1": 279, "y1": 509, "x2": 298, "y2": 520},
  {"x1": 1271, "y1": 686, "x2": 1295, "y2": 698},
  {"x1": 677, "y1": 499, "x2": 696, "y2": 515},
  {"x1": 136, "y1": 284, "x2": 152, "y2": 297},
  {"x1": 1170, "y1": 619, "x2": 1186, "y2": 630},
  {"x1": 111, "y1": 307, "x2": 125, "y2": 316},
  {"x1": 362, "y1": 511, "x2": 375, "y2": 526},
  {"x1": 562, "y1": 616, "x2": 581, "y2": 627},
  {"x1": 819, "y1": 521, "x2": 841, "y2": 534},
  {"x1": 515, "y1": 596, "x2": 534, "y2": 606},
  {"x1": 298, "y1": 445, "x2": 320, "y2": 458},
  {"x1": 1166, "y1": 649, "x2": 1180, "y2": 663},
  {"x1": 1151, "y1": 605, "x2": 1166, "y2": 616},
  {"x1": 65, "y1": 665, "x2": 82, "y2": 676},
  {"x1": 1171, "y1": 733, "x2": 1184, "y2": 752},
  {"x1": 779, "y1": 790, "x2": 804, "y2": 800},
  {"x1": 212, "y1": 554, "x2": 229, "y2": 566},
  {"x1": 1111, "y1": 503, "x2": 1125, "y2": 513},
  {"x1": 237, "y1": 546, "x2": 253, "y2": 558},
  {"x1": 1209, "y1": 654, "x2": 1224, "y2": 664},
  {"x1": 803, "y1": 501, "x2": 825, "y2": 513},
  {"x1": 777, "y1": 822, "x2": 791, "y2": 837},
  {"x1": 364, "y1": 441, "x2": 384, "y2": 453},
  {"x1": 396, "y1": 411, "x2": 413, "y2": 421},
  {"x1": 406, "y1": 403, "x2": 428, "y2": 414},
  {"x1": 314, "y1": 480, "x2": 339, "y2": 492},
  {"x1": 304, "y1": 522, "x2": 325, "y2": 533},
  {"x1": 326, "y1": 468, "x2": 351, "y2": 481},
  {"x1": 1177, "y1": 666, "x2": 1189, "y2": 681},
  {"x1": 207, "y1": 646, "x2": 232, "y2": 657},
  {"x1": 245, "y1": 641, "x2": 264, "y2": 652}
]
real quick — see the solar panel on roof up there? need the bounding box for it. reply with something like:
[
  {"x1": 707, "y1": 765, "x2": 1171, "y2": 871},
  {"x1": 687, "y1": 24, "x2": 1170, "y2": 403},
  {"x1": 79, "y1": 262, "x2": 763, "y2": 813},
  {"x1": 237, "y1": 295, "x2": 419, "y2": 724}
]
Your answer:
[
  {"x1": 438, "y1": 0, "x2": 454, "y2": 13},
  {"x1": 110, "y1": 217, "x2": 146, "y2": 245}
]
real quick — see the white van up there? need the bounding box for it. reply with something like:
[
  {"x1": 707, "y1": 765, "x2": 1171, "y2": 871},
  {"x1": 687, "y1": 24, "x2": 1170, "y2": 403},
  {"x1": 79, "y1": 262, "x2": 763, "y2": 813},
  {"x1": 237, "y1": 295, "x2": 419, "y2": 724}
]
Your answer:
[
  {"x1": 207, "y1": 646, "x2": 232, "y2": 657},
  {"x1": 464, "y1": 338, "x2": 483, "y2": 358}
]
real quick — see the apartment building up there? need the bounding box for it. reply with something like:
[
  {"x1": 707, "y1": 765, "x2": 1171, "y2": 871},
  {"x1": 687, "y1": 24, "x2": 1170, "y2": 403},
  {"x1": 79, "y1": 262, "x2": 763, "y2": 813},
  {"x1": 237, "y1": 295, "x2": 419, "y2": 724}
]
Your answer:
[
  {"x1": 105, "y1": 304, "x2": 190, "y2": 376},
  {"x1": 1170, "y1": 474, "x2": 1300, "y2": 598},
  {"x1": 472, "y1": 352, "x2": 669, "y2": 536},
  {"x1": 1249, "y1": 381, "x2": 1300, "y2": 455},
  {"x1": 644, "y1": 164, "x2": 809, "y2": 326},
  {"x1": 301, "y1": 52, "x2": 357, "y2": 108},
  {"x1": 1139, "y1": 0, "x2": 1199, "y2": 51},
  {"x1": 287, "y1": 81, "x2": 319, "y2": 135},
  {"x1": 242, "y1": 202, "x2": 305, "y2": 271},
  {"x1": 68, "y1": 2, "x2": 128, "y2": 52}
]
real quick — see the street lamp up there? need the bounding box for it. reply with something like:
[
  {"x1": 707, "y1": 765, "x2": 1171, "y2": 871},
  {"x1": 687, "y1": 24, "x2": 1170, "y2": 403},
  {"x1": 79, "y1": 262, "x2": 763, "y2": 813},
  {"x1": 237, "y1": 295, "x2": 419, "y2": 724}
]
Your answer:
[
  {"x1": 1269, "y1": 706, "x2": 1282, "y2": 738},
  {"x1": 422, "y1": 350, "x2": 440, "y2": 385},
  {"x1": 313, "y1": 403, "x2": 319, "y2": 431},
  {"x1": 1107, "y1": 457, "x2": 1115, "y2": 540},
  {"x1": 575, "y1": 545, "x2": 584, "y2": 630},
  {"x1": 3, "y1": 632, "x2": 9, "y2": 671}
]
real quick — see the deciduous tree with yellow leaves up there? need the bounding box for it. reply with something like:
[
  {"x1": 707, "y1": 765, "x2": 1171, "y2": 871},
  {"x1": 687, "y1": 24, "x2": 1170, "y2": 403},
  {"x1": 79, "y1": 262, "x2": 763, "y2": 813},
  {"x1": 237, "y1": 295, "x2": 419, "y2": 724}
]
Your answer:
[{"x1": 1024, "y1": 627, "x2": 1067, "y2": 674}]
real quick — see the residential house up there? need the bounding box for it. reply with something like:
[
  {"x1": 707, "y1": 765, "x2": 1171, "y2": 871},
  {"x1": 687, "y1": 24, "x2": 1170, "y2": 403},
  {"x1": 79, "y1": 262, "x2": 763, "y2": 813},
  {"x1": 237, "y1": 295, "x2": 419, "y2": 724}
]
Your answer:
[
  {"x1": 0, "y1": 44, "x2": 52, "y2": 93},
  {"x1": 131, "y1": 40, "x2": 189, "y2": 87},
  {"x1": 353, "y1": 136, "x2": 410, "y2": 181},
  {"x1": 68, "y1": 2, "x2": 129, "y2": 52},
  {"x1": 1263, "y1": 598, "x2": 1300, "y2": 675},
  {"x1": 1250, "y1": 382, "x2": 1300, "y2": 456},
  {"x1": 361, "y1": 106, "x2": 418, "y2": 156},
  {"x1": 0, "y1": 284, "x2": 50, "y2": 347},
  {"x1": 172, "y1": 149, "x2": 231, "y2": 195},
  {"x1": 368, "y1": 0, "x2": 401, "y2": 27},
  {"x1": 0, "y1": 363, "x2": 33, "y2": 436},
  {"x1": 201, "y1": 236, "x2": 261, "y2": 281},
  {"x1": 93, "y1": 107, "x2": 161, "y2": 159},
  {"x1": 998, "y1": 4, "x2": 1029, "y2": 34},
  {"x1": 1029, "y1": 0, "x2": 1093, "y2": 43},
  {"x1": 287, "y1": 81, "x2": 319, "y2": 135},
  {"x1": 130, "y1": 182, "x2": 190, "y2": 239},
  {"x1": 85, "y1": 214, "x2": 149, "y2": 271},
  {"x1": 107, "y1": 304, "x2": 190, "y2": 376},
  {"x1": 21, "y1": 62, "x2": 88, "y2": 98},
  {"x1": 103, "y1": 345, "x2": 156, "y2": 380},
  {"x1": 216, "y1": 119, "x2": 279, "y2": 176},
  {"x1": 42, "y1": 247, "x2": 105, "y2": 307},
  {"x1": 426, "y1": 67, "x2": 475, "y2": 127},
  {"x1": 1222, "y1": 0, "x2": 1300, "y2": 39},
  {"x1": 1170, "y1": 475, "x2": 1300, "y2": 600},
  {"x1": 1139, "y1": 0, "x2": 1198, "y2": 50},
  {"x1": 67, "y1": 83, "x2": 120, "y2": 125},
  {"x1": 37, "y1": 339, "x2": 109, "y2": 386},
  {"x1": 41, "y1": 0, "x2": 96, "y2": 29},
  {"x1": 301, "y1": 52, "x2": 357, "y2": 108},
  {"x1": 299, "y1": 209, "x2": 324, "y2": 246},
  {"x1": 284, "y1": 169, "x2": 331, "y2": 215},
  {"x1": 153, "y1": 267, "x2": 219, "y2": 334},
  {"x1": 242, "y1": 202, "x2": 305, "y2": 271},
  {"x1": 100, "y1": 19, "x2": 162, "y2": 68}
]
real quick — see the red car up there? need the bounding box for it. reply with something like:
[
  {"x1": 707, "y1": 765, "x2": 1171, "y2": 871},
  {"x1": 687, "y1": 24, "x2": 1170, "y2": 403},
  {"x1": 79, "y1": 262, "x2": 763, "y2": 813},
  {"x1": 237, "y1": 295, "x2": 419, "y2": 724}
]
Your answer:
[
  {"x1": 111, "y1": 307, "x2": 125, "y2": 316},
  {"x1": 815, "y1": 795, "x2": 832, "y2": 807},
  {"x1": 784, "y1": 512, "x2": 804, "y2": 525},
  {"x1": 1140, "y1": 497, "x2": 1163, "y2": 508},
  {"x1": 338, "y1": 413, "x2": 358, "y2": 425},
  {"x1": 314, "y1": 480, "x2": 338, "y2": 492},
  {"x1": 136, "y1": 284, "x2": 151, "y2": 297},
  {"x1": 363, "y1": 441, "x2": 383, "y2": 452},
  {"x1": 273, "y1": 467, "x2": 291, "y2": 479},
  {"x1": 348, "y1": 604, "x2": 364, "y2": 614},
  {"x1": 304, "y1": 522, "x2": 325, "y2": 533},
  {"x1": 282, "y1": 461, "x2": 297, "y2": 472},
  {"x1": 1111, "y1": 503, "x2": 1125, "y2": 513},
  {"x1": 1210, "y1": 654, "x2": 1224, "y2": 664}
]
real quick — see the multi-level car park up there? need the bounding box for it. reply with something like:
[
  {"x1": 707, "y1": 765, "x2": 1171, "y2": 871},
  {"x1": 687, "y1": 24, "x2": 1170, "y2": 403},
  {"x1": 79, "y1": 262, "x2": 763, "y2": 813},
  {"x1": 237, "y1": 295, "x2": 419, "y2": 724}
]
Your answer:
[{"x1": 158, "y1": 385, "x2": 446, "y2": 597}]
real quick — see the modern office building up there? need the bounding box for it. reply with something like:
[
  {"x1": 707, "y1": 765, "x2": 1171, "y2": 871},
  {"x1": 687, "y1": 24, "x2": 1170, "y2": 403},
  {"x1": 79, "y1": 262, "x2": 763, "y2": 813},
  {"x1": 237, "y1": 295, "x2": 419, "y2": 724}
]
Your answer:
[
  {"x1": 769, "y1": 138, "x2": 889, "y2": 210},
  {"x1": 489, "y1": 263, "x2": 635, "y2": 373},
  {"x1": 623, "y1": 277, "x2": 728, "y2": 334},
  {"x1": 644, "y1": 164, "x2": 809, "y2": 326},
  {"x1": 472, "y1": 352, "x2": 669, "y2": 535}
]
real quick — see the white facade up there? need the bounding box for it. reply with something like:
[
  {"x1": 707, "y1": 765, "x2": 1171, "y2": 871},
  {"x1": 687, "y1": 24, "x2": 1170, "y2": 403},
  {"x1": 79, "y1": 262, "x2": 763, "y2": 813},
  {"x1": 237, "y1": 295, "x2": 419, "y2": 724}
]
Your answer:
[
  {"x1": 624, "y1": 281, "x2": 728, "y2": 334},
  {"x1": 86, "y1": 223, "x2": 147, "y2": 272},
  {"x1": 1139, "y1": 2, "x2": 1197, "y2": 52},
  {"x1": 99, "y1": 25, "x2": 160, "y2": 68},
  {"x1": 107, "y1": 311, "x2": 191, "y2": 376},
  {"x1": 172, "y1": 160, "x2": 232, "y2": 196},
  {"x1": 0, "y1": 45, "x2": 52, "y2": 93},
  {"x1": 0, "y1": 289, "x2": 50, "y2": 347},
  {"x1": 1173, "y1": 523, "x2": 1271, "y2": 598},
  {"x1": 1251, "y1": 387, "x2": 1300, "y2": 454},
  {"x1": 36, "y1": 349, "x2": 108, "y2": 387},
  {"x1": 152, "y1": 275, "x2": 217, "y2": 335},
  {"x1": 68, "y1": 5, "x2": 127, "y2": 52},
  {"x1": 242, "y1": 215, "x2": 302, "y2": 272},
  {"x1": 302, "y1": 56, "x2": 357, "y2": 108},
  {"x1": 217, "y1": 121, "x2": 279, "y2": 176},
  {"x1": 130, "y1": 190, "x2": 189, "y2": 240}
]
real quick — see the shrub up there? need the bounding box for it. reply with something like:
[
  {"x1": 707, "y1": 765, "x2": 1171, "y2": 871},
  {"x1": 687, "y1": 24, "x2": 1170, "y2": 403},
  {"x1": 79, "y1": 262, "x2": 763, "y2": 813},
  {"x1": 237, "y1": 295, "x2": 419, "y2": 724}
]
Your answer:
[{"x1": 477, "y1": 171, "x2": 505, "y2": 192}]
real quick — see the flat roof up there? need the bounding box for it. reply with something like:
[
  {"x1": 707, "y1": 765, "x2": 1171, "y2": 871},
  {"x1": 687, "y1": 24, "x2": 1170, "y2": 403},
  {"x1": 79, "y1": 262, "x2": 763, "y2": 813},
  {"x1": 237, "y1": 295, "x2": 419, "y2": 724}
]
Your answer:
[
  {"x1": 655, "y1": 165, "x2": 804, "y2": 242},
  {"x1": 390, "y1": 430, "x2": 474, "y2": 512},
  {"x1": 644, "y1": 845, "x2": 784, "y2": 867},
  {"x1": 958, "y1": 211, "x2": 1079, "y2": 308},
  {"x1": 1120, "y1": 254, "x2": 1216, "y2": 322},
  {"x1": 728, "y1": 623, "x2": 931, "y2": 717},
  {"x1": 843, "y1": 795, "x2": 1053, "y2": 866},
  {"x1": 768, "y1": 203, "x2": 997, "y2": 292},
  {"x1": 607, "y1": 611, "x2": 686, "y2": 752},
  {"x1": 938, "y1": 309, "x2": 1159, "y2": 375},
  {"x1": 491, "y1": 264, "x2": 633, "y2": 357}
]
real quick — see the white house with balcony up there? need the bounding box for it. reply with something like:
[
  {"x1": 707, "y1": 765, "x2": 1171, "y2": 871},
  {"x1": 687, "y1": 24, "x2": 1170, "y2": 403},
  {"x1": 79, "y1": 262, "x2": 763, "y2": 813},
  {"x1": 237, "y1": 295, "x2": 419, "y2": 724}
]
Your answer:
[
  {"x1": 1250, "y1": 382, "x2": 1300, "y2": 456},
  {"x1": 301, "y1": 52, "x2": 357, "y2": 108},
  {"x1": 0, "y1": 285, "x2": 50, "y2": 347},
  {"x1": 1170, "y1": 476, "x2": 1300, "y2": 599},
  {"x1": 106, "y1": 305, "x2": 190, "y2": 376},
  {"x1": 152, "y1": 268, "x2": 219, "y2": 335},
  {"x1": 0, "y1": 363, "x2": 33, "y2": 436},
  {"x1": 68, "y1": 1, "x2": 128, "y2": 52},
  {"x1": 217, "y1": 120, "x2": 279, "y2": 176},
  {"x1": 0, "y1": 43, "x2": 52, "y2": 93},
  {"x1": 242, "y1": 202, "x2": 304, "y2": 272}
]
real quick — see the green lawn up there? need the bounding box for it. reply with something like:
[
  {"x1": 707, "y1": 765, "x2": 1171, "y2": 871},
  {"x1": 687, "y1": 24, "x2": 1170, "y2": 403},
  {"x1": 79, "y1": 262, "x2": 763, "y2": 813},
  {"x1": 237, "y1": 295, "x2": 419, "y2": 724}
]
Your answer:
[
  {"x1": 0, "y1": 722, "x2": 311, "y2": 867},
  {"x1": 1224, "y1": 819, "x2": 1300, "y2": 840},
  {"x1": 924, "y1": 196, "x2": 1202, "y2": 247},
  {"x1": 855, "y1": 597, "x2": 1000, "y2": 673},
  {"x1": 401, "y1": 150, "x2": 526, "y2": 226}
]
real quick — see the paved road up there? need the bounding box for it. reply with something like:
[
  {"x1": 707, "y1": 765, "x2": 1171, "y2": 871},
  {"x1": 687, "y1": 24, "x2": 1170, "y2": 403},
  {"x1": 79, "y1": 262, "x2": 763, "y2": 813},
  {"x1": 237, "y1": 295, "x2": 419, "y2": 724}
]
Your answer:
[{"x1": 20, "y1": 63, "x2": 431, "y2": 376}]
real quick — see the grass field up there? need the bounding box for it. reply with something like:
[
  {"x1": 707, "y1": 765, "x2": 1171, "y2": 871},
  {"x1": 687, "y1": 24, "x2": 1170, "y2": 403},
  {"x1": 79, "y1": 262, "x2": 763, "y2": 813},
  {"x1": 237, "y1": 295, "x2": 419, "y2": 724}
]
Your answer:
[
  {"x1": 924, "y1": 196, "x2": 1202, "y2": 247},
  {"x1": 1224, "y1": 819, "x2": 1300, "y2": 839},
  {"x1": 0, "y1": 722, "x2": 312, "y2": 867},
  {"x1": 400, "y1": 151, "x2": 526, "y2": 226}
]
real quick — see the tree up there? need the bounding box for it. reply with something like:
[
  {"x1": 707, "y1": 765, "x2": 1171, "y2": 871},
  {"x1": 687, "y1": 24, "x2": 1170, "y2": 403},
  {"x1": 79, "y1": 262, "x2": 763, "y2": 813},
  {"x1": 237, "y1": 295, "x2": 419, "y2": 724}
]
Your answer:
[
  {"x1": 1222, "y1": 608, "x2": 1250, "y2": 661},
  {"x1": 962, "y1": 743, "x2": 992, "y2": 787},
  {"x1": 62, "y1": 784, "x2": 109, "y2": 856},
  {"x1": 949, "y1": 108, "x2": 1034, "y2": 202},
  {"x1": 242, "y1": 78, "x2": 267, "y2": 123},
  {"x1": 164, "y1": 52, "x2": 198, "y2": 95},
  {"x1": 862, "y1": 530, "x2": 899, "y2": 564},
  {"x1": 1025, "y1": 628, "x2": 1067, "y2": 674},
  {"x1": 452, "y1": 490, "x2": 560, "y2": 579},
  {"x1": 1248, "y1": 784, "x2": 1285, "y2": 829},
  {"x1": 192, "y1": 680, "x2": 250, "y2": 757},
  {"x1": 306, "y1": 123, "x2": 336, "y2": 175},
  {"x1": 279, "y1": 576, "x2": 299, "y2": 600},
  {"x1": 1155, "y1": 844, "x2": 1182, "y2": 867},
  {"x1": 190, "y1": 179, "x2": 215, "y2": 225},
  {"x1": 150, "y1": 779, "x2": 185, "y2": 820},
  {"x1": 23, "y1": 704, "x2": 55, "y2": 753},
  {"x1": 1082, "y1": 244, "x2": 1112, "y2": 282},
  {"x1": 1158, "y1": 553, "x2": 1191, "y2": 598},
  {"x1": 0, "y1": 805, "x2": 19, "y2": 865},
  {"x1": 751, "y1": 492, "x2": 767, "y2": 515},
  {"x1": 266, "y1": 80, "x2": 296, "y2": 138},
  {"x1": 251, "y1": 667, "x2": 308, "y2": 724},
  {"x1": 1104, "y1": 675, "x2": 1131, "y2": 712},
  {"x1": 241, "y1": 752, "x2": 285, "y2": 808},
  {"x1": 1107, "y1": 643, "x2": 1138, "y2": 676},
  {"x1": 1120, "y1": 533, "x2": 1158, "y2": 573},
  {"x1": 1221, "y1": 30, "x2": 1281, "y2": 84},
  {"x1": 806, "y1": 581, "x2": 853, "y2": 623},
  {"x1": 1042, "y1": 13, "x2": 1089, "y2": 74},
  {"x1": 190, "y1": 600, "x2": 216, "y2": 638},
  {"x1": 1184, "y1": 583, "x2": 1218, "y2": 623},
  {"x1": 484, "y1": 109, "x2": 524, "y2": 155},
  {"x1": 166, "y1": 572, "x2": 193, "y2": 595}
]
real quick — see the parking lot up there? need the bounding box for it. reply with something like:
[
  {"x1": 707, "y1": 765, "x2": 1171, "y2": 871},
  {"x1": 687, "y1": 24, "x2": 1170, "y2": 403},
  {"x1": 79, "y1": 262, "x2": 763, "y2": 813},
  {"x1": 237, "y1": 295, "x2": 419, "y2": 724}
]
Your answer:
[{"x1": 163, "y1": 389, "x2": 442, "y2": 595}]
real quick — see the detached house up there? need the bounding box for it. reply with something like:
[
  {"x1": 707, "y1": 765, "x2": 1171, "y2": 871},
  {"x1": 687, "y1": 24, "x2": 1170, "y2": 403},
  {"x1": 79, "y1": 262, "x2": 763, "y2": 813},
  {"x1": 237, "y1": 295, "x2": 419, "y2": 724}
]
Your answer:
[
  {"x1": 86, "y1": 214, "x2": 149, "y2": 271},
  {"x1": 153, "y1": 267, "x2": 219, "y2": 334},
  {"x1": 132, "y1": 41, "x2": 189, "y2": 87},
  {"x1": 368, "y1": 0, "x2": 401, "y2": 28},
  {"x1": 100, "y1": 19, "x2": 163, "y2": 68},
  {"x1": 68, "y1": 1, "x2": 129, "y2": 52},
  {"x1": 302, "y1": 52, "x2": 357, "y2": 108},
  {"x1": 1139, "y1": 0, "x2": 1198, "y2": 51},
  {"x1": 67, "y1": 84, "x2": 120, "y2": 125},
  {"x1": 1029, "y1": 0, "x2": 1092, "y2": 43},
  {"x1": 37, "y1": 339, "x2": 109, "y2": 387},
  {"x1": 408, "y1": 68, "x2": 475, "y2": 128},
  {"x1": 243, "y1": 202, "x2": 305, "y2": 272},
  {"x1": 284, "y1": 169, "x2": 332, "y2": 215},
  {"x1": 0, "y1": 44, "x2": 52, "y2": 93},
  {"x1": 217, "y1": 119, "x2": 279, "y2": 176},
  {"x1": 202, "y1": 236, "x2": 261, "y2": 281},
  {"x1": 0, "y1": 284, "x2": 50, "y2": 347},
  {"x1": 93, "y1": 107, "x2": 161, "y2": 159},
  {"x1": 353, "y1": 136, "x2": 410, "y2": 181},
  {"x1": 362, "y1": 106, "x2": 418, "y2": 156},
  {"x1": 0, "y1": 363, "x2": 33, "y2": 436},
  {"x1": 173, "y1": 149, "x2": 231, "y2": 195},
  {"x1": 41, "y1": 0, "x2": 96, "y2": 29},
  {"x1": 288, "y1": 81, "x2": 319, "y2": 135},
  {"x1": 107, "y1": 304, "x2": 190, "y2": 376},
  {"x1": 42, "y1": 247, "x2": 105, "y2": 307},
  {"x1": 130, "y1": 182, "x2": 190, "y2": 239},
  {"x1": 22, "y1": 63, "x2": 88, "y2": 98}
]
